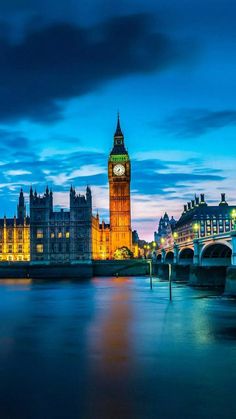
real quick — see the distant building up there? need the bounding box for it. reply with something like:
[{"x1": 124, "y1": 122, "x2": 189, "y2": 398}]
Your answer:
[
  {"x1": 154, "y1": 212, "x2": 176, "y2": 246},
  {"x1": 0, "y1": 189, "x2": 30, "y2": 262},
  {"x1": 174, "y1": 193, "x2": 235, "y2": 245},
  {"x1": 30, "y1": 186, "x2": 92, "y2": 263}
]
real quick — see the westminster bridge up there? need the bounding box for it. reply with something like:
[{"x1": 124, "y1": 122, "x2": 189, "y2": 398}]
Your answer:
[{"x1": 156, "y1": 230, "x2": 236, "y2": 267}]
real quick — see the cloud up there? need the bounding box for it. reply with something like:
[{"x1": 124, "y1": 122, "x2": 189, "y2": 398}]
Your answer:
[
  {"x1": 160, "y1": 109, "x2": 236, "y2": 138},
  {"x1": 0, "y1": 13, "x2": 195, "y2": 122},
  {"x1": 4, "y1": 169, "x2": 32, "y2": 176},
  {"x1": 46, "y1": 164, "x2": 106, "y2": 186}
]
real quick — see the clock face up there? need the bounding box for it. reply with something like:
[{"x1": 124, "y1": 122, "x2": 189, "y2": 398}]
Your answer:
[{"x1": 113, "y1": 164, "x2": 125, "y2": 176}]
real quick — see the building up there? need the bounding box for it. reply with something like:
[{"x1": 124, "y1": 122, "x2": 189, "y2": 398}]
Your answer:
[
  {"x1": 174, "y1": 193, "x2": 235, "y2": 245},
  {"x1": 91, "y1": 115, "x2": 134, "y2": 259},
  {"x1": 30, "y1": 115, "x2": 134, "y2": 262},
  {"x1": 154, "y1": 212, "x2": 176, "y2": 247},
  {"x1": 0, "y1": 189, "x2": 30, "y2": 262},
  {"x1": 0, "y1": 116, "x2": 135, "y2": 263},
  {"x1": 30, "y1": 186, "x2": 92, "y2": 263},
  {"x1": 108, "y1": 115, "x2": 132, "y2": 257}
]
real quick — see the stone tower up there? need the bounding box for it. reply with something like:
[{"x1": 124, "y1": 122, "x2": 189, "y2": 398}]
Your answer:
[
  {"x1": 17, "y1": 188, "x2": 26, "y2": 220},
  {"x1": 108, "y1": 115, "x2": 132, "y2": 257}
]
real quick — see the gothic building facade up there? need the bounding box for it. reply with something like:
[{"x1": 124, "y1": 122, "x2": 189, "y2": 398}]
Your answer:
[
  {"x1": 154, "y1": 212, "x2": 176, "y2": 247},
  {"x1": 90, "y1": 115, "x2": 134, "y2": 259},
  {"x1": 0, "y1": 190, "x2": 30, "y2": 262},
  {"x1": 0, "y1": 117, "x2": 135, "y2": 263},
  {"x1": 30, "y1": 186, "x2": 93, "y2": 262}
]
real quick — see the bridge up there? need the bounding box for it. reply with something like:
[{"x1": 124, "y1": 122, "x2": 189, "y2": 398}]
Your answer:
[{"x1": 156, "y1": 230, "x2": 236, "y2": 267}]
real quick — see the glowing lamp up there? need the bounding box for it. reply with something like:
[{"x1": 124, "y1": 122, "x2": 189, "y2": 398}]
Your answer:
[{"x1": 193, "y1": 223, "x2": 199, "y2": 232}]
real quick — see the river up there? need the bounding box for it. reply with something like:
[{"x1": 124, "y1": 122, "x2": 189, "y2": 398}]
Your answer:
[{"x1": 0, "y1": 277, "x2": 236, "y2": 419}]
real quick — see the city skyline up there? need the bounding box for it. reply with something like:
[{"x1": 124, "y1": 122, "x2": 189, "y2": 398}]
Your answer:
[{"x1": 0, "y1": 0, "x2": 236, "y2": 240}]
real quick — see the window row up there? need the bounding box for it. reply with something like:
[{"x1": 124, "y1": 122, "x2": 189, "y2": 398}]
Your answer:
[{"x1": 36, "y1": 229, "x2": 70, "y2": 239}]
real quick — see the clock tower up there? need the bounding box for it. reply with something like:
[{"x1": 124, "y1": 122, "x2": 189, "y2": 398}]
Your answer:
[{"x1": 108, "y1": 115, "x2": 132, "y2": 257}]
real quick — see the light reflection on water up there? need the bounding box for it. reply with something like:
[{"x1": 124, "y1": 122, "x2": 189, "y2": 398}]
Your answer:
[{"x1": 0, "y1": 277, "x2": 236, "y2": 419}]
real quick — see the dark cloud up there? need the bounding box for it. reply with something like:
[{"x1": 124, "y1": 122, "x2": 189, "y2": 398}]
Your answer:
[
  {"x1": 0, "y1": 129, "x2": 30, "y2": 150},
  {"x1": 161, "y1": 109, "x2": 236, "y2": 138},
  {"x1": 0, "y1": 14, "x2": 195, "y2": 123}
]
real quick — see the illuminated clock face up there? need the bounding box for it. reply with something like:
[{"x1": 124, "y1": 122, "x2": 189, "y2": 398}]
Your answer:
[{"x1": 113, "y1": 164, "x2": 125, "y2": 176}]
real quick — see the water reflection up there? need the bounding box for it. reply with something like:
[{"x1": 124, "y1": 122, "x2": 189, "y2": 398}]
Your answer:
[{"x1": 87, "y1": 277, "x2": 134, "y2": 417}]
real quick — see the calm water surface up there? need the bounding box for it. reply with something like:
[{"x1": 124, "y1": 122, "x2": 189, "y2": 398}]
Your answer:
[{"x1": 0, "y1": 277, "x2": 236, "y2": 419}]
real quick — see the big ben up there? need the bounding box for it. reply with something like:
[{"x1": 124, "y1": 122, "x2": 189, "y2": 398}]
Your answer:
[{"x1": 108, "y1": 115, "x2": 132, "y2": 257}]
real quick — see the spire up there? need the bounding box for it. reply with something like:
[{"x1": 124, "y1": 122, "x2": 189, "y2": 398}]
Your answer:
[
  {"x1": 114, "y1": 112, "x2": 123, "y2": 138},
  {"x1": 110, "y1": 113, "x2": 128, "y2": 156}
]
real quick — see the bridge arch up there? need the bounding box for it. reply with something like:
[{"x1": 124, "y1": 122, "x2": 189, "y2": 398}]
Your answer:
[
  {"x1": 165, "y1": 251, "x2": 174, "y2": 263},
  {"x1": 179, "y1": 247, "x2": 194, "y2": 265},
  {"x1": 200, "y1": 241, "x2": 232, "y2": 266}
]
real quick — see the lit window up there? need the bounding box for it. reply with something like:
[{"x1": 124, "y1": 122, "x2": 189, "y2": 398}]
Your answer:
[
  {"x1": 36, "y1": 229, "x2": 43, "y2": 239},
  {"x1": 18, "y1": 230, "x2": 23, "y2": 240},
  {"x1": 36, "y1": 244, "x2": 43, "y2": 253},
  {"x1": 66, "y1": 231, "x2": 70, "y2": 239},
  {"x1": 58, "y1": 232, "x2": 62, "y2": 238},
  {"x1": 51, "y1": 231, "x2": 55, "y2": 238},
  {"x1": 18, "y1": 245, "x2": 23, "y2": 253},
  {"x1": 8, "y1": 245, "x2": 13, "y2": 253}
]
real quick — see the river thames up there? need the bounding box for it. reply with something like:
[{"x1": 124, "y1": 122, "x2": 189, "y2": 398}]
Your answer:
[{"x1": 0, "y1": 277, "x2": 236, "y2": 419}]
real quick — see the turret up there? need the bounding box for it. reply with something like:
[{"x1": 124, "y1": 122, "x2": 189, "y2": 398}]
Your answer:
[
  {"x1": 200, "y1": 193, "x2": 207, "y2": 206},
  {"x1": 219, "y1": 193, "x2": 228, "y2": 206},
  {"x1": 17, "y1": 188, "x2": 26, "y2": 220}
]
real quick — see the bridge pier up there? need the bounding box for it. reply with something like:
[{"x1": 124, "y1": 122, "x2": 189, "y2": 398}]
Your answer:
[
  {"x1": 173, "y1": 244, "x2": 179, "y2": 264},
  {"x1": 231, "y1": 231, "x2": 236, "y2": 266},
  {"x1": 193, "y1": 239, "x2": 200, "y2": 265},
  {"x1": 161, "y1": 249, "x2": 166, "y2": 264}
]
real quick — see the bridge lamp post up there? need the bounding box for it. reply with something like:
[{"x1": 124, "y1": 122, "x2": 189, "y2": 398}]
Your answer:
[
  {"x1": 143, "y1": 244, "x2": 147, "y2": 258},
  {"x1": 193, "y1": 222, "x2": 200, "y2": 239},
  {"x1": 231, "y1": 209, "x2": 236, "y2": 230},
  {"x1": 173, "y1": 232, "x2": 178, "y2": 243}
]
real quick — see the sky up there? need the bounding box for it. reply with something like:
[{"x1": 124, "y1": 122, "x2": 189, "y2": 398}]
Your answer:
[{"x1": 0, "y1": 0, "x2": 236, "y2": 240}]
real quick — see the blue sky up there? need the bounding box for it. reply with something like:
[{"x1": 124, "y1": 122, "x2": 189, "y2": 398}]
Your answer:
[{"x1": 0, "y1": 0, "x2": 236, "y2": 240}]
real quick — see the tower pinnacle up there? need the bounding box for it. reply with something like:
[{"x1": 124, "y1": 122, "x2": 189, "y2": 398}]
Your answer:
[{"x1": 114, "y1": 112, "x2": 123, "y2": 138}]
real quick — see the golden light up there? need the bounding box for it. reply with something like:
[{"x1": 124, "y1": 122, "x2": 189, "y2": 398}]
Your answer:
[
  {"x1": 231, "y1": 209, "x2": 236, "y2": 218},
  {"x1": 173, "y1": 232, "x2": 178, "y2": 239},
  {"x1": 147, "y1": 245, "x2": 150, "y2": 250},
  {"x1": 160, "y1": 238, "x2": 165, "y2": 244},
  {"x1": 193, "y1": 223, "x2": 199, "y2": 232},
  {"x1": 152, "y1": 242, "x2": 156, "y2": 247}
]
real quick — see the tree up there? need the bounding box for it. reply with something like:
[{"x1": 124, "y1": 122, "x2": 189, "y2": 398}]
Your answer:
[{"x1": 113, "y1": 246, "x2": 133, "y2": 260}]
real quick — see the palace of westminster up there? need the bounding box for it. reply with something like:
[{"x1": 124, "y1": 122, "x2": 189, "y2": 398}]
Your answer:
[
  {"x1": 1, "y1": 116, "x2": 235, "y2": 263},
  {"x1": 0, "y1": 117, "x2": 135, "y2": 263}
]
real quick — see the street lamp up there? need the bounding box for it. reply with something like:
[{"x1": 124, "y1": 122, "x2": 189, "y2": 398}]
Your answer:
[
  {"x1": 160, "y1": 237, "x2": 165, "y2": 246},
  {"x1": 231, "y1": 209, "x2": 236, "y2": 230},
  {"x1": 173, "y1": 232, "x2": 178, "y2": 243}
]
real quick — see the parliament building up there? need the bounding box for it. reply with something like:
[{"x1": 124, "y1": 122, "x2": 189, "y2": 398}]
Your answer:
[{"x1": 0, "y1": 117, "x2": 135, "y2": 262}]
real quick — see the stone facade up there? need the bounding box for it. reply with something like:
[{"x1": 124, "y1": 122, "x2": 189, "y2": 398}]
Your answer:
[
  {"x1": 30, "y1": 186, "x2": 92, "y2": 263},
  {"x1": 0, "y1": 190, "x2": 30, "y2": 262},
  {"x1": 174, "y1": 193, "x2": 235, "y2": 245},
  {"x1": 0, "y1": 117, "x2": 135, "y2": 263},
  {"x1": 154, "y1": 212, "x2": 176, "y2": 247}
]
